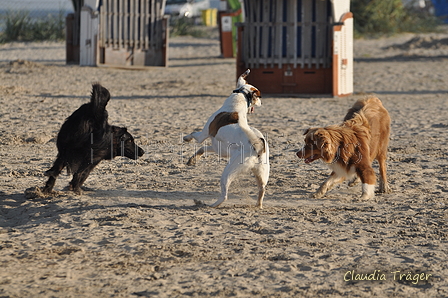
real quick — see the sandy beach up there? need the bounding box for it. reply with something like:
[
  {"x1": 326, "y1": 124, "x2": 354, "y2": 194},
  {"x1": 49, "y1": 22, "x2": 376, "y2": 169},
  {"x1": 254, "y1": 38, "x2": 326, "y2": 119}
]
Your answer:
[{"x1": 0, "y1": 29, "x2": 448, "y2": 297}]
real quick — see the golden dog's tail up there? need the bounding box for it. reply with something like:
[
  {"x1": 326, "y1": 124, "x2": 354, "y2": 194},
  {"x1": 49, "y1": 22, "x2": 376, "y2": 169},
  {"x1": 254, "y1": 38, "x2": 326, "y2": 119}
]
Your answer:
[{"x1": 344, "y1": 96, "x2": 383, "y2": 122}]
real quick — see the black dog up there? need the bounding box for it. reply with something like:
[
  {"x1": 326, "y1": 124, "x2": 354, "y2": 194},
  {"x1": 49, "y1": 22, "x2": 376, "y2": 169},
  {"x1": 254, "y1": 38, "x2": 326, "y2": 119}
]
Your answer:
[{"x1": 42, "y1": 84, "x2": 144, "y2": 194}]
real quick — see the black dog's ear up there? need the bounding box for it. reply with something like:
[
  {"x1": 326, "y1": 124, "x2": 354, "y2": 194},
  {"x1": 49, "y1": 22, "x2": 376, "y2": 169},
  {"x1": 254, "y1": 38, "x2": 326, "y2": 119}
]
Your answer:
[
  {"x1": 303, "y1": 128, "x2": 311, "y2": 135},
  {"x1": 111, "y1": 126, "x2": 127, "y2": 135}
]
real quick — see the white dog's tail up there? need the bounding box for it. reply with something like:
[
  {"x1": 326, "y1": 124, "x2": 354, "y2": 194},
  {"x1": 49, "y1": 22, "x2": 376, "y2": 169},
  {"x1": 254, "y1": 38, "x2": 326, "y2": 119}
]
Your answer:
[{"x1": 236, "y1": 69, "x2": 250, "y2": 88}]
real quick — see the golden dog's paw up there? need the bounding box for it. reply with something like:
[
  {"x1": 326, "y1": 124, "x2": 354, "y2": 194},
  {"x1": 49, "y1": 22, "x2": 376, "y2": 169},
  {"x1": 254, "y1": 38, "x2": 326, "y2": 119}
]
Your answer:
[
  {"x1": 348, "y1": 177, "x2": 360, "y2": 187},
  {"x1": 377, "y1": 184, "x2": 392, "y2": 194},
  {"x1": 311, "y1": 192, "x2": 325, "y2": 199}
]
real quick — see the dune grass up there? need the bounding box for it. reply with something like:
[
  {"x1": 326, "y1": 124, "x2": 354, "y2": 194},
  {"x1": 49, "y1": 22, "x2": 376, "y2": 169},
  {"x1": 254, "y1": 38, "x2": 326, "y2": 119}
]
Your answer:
[
  {"x1": 352, "y1": 0, "x2": 441, "y2": 38},
  {"x1": 0, "y1": 10, "x2": 65, "y2": 43}
]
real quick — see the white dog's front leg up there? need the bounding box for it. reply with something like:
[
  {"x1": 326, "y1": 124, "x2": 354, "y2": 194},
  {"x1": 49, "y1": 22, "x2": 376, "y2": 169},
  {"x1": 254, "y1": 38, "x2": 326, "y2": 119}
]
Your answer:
[
  {"x1": 187, "y1": 145, "x2": 214, "y2": 166},
  {"x1": 238, "y1": 121, "x2": 265, "y2": 156},
  {"x1": 183, "y1": 133, "x2": 195, "y2": 142},
  {"x1": 184, "y1": 131, "x2": 209, "y2": 144}
]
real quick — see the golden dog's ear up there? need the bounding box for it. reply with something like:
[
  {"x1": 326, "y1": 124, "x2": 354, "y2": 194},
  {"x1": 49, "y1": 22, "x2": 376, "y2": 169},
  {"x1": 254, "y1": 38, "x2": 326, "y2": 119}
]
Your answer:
[{"x1": 317, "y1": 130, "x2": 337, "y2": 164}]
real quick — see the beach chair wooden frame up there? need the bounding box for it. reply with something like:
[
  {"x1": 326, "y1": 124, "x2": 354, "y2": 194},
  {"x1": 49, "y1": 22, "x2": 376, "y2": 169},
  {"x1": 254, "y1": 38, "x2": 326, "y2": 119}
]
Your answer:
[
  {"x1": 236, "y1": 0, "x2": 353, "y2": 96},
  {"x1": 97, "y1": 0, "x2": 168, "y2": 67}
]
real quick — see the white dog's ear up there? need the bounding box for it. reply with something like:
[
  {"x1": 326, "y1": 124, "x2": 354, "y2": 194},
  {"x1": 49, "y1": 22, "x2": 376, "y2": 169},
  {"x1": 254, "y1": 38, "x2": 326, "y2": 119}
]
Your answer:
[
  {"x1": 249, "y1": 87, "x2": 262, "y2": 106},
  {"x1": 236, "y1": 69, "x2": 250, "y2": 88},
  {"x1": 252, "y1": 88, "x2": 261, "y2": 98},
  {"x1": 250, "y1": 87, "x2": 261, "y2": 103}
]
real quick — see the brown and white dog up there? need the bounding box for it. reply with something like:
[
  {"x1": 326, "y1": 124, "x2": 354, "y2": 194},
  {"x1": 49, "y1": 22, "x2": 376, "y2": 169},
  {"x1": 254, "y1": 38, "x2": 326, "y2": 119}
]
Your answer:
[
  {"x1": 296, "y1": 96, "x2": 391, "y2": 200},
  {"x1": 183, "y1": 69, "x2": 269, "y2": 208}
]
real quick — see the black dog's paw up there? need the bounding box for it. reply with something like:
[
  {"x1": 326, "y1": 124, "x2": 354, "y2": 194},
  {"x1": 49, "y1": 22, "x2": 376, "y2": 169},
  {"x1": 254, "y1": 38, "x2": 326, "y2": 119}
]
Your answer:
[
  {"x1": 25, "y1": 187, "x2": 57, "y2": 199},
  {"x1": 67, "y1": 185, "x2": 82, "y2": 195},
  {"x1": 44, "y1": 170, "x2": 57, "y2": 177},
  {"x1": 81, "y1": 186, "x2": 95, "y2": 192},
  {"x1": 66, "y1": 185, "x2": 94, "y2": 195}
]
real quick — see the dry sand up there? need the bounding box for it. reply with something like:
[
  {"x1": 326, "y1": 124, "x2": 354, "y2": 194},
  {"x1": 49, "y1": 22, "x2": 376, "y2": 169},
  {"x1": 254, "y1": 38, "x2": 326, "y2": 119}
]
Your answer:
[{"x1": 0, "y1": 29, "x2": 448, "y2": 297}]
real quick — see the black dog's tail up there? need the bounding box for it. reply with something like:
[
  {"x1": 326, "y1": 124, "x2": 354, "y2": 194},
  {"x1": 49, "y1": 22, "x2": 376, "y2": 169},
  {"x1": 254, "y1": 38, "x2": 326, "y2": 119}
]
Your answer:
[{"x1": 90, "y1": 83, "x2": 110, "y2": 123}]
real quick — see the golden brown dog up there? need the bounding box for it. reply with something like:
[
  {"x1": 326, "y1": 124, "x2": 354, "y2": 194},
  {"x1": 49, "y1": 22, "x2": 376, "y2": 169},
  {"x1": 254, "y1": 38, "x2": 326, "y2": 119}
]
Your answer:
[{"x1": 296, "y1": 96, "x2": 391, "y2": 200}]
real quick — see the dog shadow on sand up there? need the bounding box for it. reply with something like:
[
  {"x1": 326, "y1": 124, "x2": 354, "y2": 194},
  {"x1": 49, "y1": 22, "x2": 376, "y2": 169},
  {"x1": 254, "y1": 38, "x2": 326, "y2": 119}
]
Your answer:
[{"x1": 3, "y1": 187, "x2": 273, "y2": 229}]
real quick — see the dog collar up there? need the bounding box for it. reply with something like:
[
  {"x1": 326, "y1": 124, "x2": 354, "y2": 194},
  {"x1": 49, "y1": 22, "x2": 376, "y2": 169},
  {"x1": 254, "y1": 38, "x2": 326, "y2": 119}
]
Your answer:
[{"x1": 233, "y1": 88, "x2": 252, "y2": 107}]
